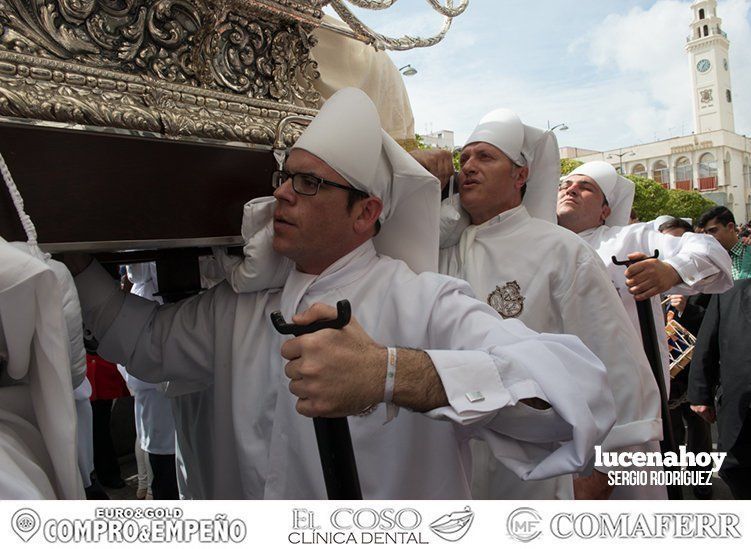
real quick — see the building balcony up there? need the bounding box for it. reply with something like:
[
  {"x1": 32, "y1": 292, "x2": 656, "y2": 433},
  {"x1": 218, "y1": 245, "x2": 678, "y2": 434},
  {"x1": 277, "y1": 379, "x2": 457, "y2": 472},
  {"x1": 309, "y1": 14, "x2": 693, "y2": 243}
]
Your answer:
[
  {"x1": 699, "y1": 177, "x2": 718, "y2": 191},
  {"x1": 676, "y1": 180, "x2": 692, "y2": 191}
]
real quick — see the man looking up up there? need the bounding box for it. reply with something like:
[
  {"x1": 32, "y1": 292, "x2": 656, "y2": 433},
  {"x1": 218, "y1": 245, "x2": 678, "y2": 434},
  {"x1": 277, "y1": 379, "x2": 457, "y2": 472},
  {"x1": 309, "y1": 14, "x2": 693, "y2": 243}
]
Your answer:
[
  {"x1": 557, "y1": 161, "x2": 732, "y2": 497},
  {"x1": 411, "y1": 110, "x2": 660, "y2": 500},
  {"x1": 64, "y1": 89, "x2": 615, "y2": 499},
  {"x1": 557, "y1": 161, "x2": 732, "y2": 363}
]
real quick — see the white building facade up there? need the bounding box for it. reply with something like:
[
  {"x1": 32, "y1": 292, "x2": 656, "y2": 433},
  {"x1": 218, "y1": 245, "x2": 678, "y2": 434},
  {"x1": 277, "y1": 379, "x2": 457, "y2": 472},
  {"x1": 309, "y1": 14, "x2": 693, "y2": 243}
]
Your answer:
[
  {"x1": 563, "y1": 0, "x2": 751, "y2": 223},
  {"x1": 419, "y1": 129, "x2": 455, "y2": 150}
]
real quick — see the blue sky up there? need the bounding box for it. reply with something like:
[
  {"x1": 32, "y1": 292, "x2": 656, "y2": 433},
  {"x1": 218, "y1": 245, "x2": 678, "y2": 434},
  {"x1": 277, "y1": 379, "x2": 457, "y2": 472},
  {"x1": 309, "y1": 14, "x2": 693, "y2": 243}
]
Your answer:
[{"x1": 325, "y1": 0, "x2": 751, "y2": 151}]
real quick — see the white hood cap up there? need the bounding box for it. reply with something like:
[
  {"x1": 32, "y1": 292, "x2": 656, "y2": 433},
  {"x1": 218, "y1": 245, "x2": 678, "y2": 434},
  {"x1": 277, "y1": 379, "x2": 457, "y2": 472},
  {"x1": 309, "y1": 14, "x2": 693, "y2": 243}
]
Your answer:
[
  {"x1": 653, "y1": 215, "x2": 675, "y2": 231},
  {"x1": 564, "y1": 161, "x2": 635, "y2": 227},
  {"x1": 292, "y1": 87, "x2": 440, "y2": 273},
  {"x1": 464, "y1": 108, "x2": 561, "y2": 223}
]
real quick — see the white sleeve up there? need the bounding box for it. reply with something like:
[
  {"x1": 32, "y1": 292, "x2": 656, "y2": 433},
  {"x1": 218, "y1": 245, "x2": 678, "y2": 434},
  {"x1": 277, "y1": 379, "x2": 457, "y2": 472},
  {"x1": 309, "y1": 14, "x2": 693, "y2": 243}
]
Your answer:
[
  {"x1": 422, "y1": 281, "x2": 616, "y2": 481},
  {"x1": 75, "y1": 261, "x2": 219, "y2": 386},
  {"x1": 558, "y1": 253, "x2": 662, "y2": 451},
  {"x1": 214, "y1": 197, "x2": 293, "y2": 293},
  {"x1": 641, "y1": 226, "x2": 733, "y2": 294}
]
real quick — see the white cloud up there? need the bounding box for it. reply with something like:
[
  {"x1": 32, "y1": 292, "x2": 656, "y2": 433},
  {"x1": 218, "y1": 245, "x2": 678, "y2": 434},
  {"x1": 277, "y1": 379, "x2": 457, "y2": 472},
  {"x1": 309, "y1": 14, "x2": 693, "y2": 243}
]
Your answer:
[
  {"x1": 578, "y1": 0, "x2": 751, "y2": 144},
  {"x1": 335, "y1": 0, "x2": 750, "y2": 151}
]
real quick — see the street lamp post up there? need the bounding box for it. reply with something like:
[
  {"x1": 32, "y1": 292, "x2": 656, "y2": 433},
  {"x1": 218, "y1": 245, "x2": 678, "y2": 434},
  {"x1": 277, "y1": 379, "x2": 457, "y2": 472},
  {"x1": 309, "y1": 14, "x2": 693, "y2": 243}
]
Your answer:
[
  {"x1": 398, "y1": 64, "x2": 417, "y2": 76},
  {"x1": 607, "y1": 149, "x2": 636, "y2": 174},
  {"x1": 547, "y1": 120, "x2": 569, "y2": 132}
]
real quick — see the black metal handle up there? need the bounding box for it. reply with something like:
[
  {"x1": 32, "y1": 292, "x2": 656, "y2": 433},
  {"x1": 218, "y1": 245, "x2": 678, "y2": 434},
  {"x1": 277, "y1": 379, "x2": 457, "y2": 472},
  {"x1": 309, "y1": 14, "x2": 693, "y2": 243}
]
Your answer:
[
  {"x1": 612, "y1": 249, "x2": 659, "y2": 266},
  {"x1": 271, "y1": 300, "x2": 351, "y2": 336},
  {"x1": 612, "y1": 250, "x2": 682, "y2": 500},
  {"x1": 270, "y1": 299, "x2": 362, "y2": 500}
]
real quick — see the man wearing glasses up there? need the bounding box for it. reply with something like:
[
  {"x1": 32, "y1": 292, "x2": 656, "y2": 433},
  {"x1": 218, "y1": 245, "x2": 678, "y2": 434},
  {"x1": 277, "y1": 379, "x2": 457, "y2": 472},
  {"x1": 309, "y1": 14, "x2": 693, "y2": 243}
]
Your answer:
[{"x1": 66, "y1": 88, "x2": 615, "y2": 499}]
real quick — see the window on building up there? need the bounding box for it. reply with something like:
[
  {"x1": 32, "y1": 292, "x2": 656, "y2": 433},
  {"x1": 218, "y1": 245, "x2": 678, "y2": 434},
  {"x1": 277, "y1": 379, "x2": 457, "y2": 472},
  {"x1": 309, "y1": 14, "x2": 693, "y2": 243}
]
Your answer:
[
  {"x1": 675, "y1": 157, "x2": 693, "y2": 190},
  {"x1": 727, "y1": 90, "x2": 732, "y2": 102},
  {"x1": 703, "y1": 25, "x2": 709, "y2": 36},
  {"x1": 744, "y1": 157, "x2": 751, "y2": 188},
  {"x1": 699, "y1": 8, "x2": 705, "y2": 19},
  {"x1": 698, "y1": 153, "x2": 718, "y2": 190},
  {"x1": 653, "y1": 161, "x2": 669, "y2": 188},
  {"x1": 631, "y1": 164, "x2": 647, "y2": 178}
]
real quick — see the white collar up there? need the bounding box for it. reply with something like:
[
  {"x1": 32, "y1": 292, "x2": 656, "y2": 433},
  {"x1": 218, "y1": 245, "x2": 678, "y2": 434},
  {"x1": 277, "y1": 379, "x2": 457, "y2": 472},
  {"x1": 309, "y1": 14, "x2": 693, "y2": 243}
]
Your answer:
[
  {"x1": 280, "y1": 241, "x2": 378, "y2": 318},
  {"x1": 474, "y1": 204, "x2": 527, "y2": 231}
]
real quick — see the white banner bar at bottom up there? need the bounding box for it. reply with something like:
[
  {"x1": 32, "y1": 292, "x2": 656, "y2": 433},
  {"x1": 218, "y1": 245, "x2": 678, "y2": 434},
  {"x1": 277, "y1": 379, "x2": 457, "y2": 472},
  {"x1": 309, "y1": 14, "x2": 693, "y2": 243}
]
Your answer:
[{"x1": 0, "y1": 500, "x2": 748, "y2": 549}]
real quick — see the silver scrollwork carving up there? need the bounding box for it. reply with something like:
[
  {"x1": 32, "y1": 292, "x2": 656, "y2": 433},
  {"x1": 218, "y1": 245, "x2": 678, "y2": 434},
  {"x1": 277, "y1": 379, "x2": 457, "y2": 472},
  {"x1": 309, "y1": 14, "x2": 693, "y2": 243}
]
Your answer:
[
  {"x1": 0, "y1": 0, "x2": 320, "y2": 104},
  {"x1": 0, "y1": 1, "x2": 321, "y2": 144},
  {"x1": 324, "y1": 0, "x2": 468, "y2": 50}
]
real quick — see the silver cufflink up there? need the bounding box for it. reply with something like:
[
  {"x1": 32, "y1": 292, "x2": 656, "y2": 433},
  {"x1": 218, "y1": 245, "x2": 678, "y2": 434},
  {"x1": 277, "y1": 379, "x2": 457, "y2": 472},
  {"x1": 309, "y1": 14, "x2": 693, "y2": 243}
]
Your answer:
[{"x1": 466, "y1": 391, "x2": 485, "y2": 403}]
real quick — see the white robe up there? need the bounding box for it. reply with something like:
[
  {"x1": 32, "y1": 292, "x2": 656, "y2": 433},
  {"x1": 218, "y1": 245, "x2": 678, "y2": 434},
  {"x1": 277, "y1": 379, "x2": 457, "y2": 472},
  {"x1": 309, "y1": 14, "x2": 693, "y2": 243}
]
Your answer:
[
  {"x1": 440, "y1": 206, "x2": 662, "y2": 500},
  {"x1": 73, "y1": 378, "x2": 94, "y2": 488},
  {"x1": 577, "y1": 222, "x2": 733, "y2": 498},
  {"x1": 0, "y1": 238, "x2": 84, "y2": 499},
  {"x1": 123, "y1": 264, "x2": 176, "y2": 455},
  {"x1": 76, "y1": 240, "x2": 615, "y2": 499},
  {"x1": 578, "y1": 223, "x2": 733, "y2": 385}
]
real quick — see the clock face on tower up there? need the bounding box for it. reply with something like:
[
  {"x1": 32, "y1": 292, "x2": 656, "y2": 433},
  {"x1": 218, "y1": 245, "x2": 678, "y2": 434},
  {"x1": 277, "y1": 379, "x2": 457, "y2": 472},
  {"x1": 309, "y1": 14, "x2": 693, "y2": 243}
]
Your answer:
[{"x1": 697, "y1": 59, "x2": 711, "y2": 73}]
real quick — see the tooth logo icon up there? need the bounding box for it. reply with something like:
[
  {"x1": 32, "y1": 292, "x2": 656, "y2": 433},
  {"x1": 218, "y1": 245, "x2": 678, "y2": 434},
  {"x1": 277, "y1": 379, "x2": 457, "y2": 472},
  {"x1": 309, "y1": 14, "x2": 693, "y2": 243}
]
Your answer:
[
  {"x1": 12, "y1": 508, "x2": 41, "y2": 542},
  {"x1": 430, "y1": 506, "x2": 475, "y2": 542}
]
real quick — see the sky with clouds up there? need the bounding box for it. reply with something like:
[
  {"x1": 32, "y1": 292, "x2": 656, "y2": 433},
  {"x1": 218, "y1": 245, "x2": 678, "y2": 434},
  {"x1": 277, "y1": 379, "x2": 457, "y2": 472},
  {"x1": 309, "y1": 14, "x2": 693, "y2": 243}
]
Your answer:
[{"x1": 324, "y1": 0, "x2": 751, "y2": 152}]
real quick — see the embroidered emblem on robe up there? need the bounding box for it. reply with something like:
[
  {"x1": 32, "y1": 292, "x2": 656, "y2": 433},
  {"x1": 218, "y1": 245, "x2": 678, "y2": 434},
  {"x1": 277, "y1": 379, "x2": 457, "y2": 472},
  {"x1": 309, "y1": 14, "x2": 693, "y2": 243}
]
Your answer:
[{"x1": 487, "y1": 281, "x2": 525, "y2": 319}]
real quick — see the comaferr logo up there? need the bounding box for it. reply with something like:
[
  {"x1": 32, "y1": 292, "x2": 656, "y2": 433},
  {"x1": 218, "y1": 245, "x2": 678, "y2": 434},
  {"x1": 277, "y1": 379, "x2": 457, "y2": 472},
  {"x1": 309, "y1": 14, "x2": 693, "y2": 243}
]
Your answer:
[
  {"x1": 506, "y1": 507, "x2": 542, "y2": 542},
  {"x1": 429, "y1": 507, "x2": 475, "y2": 542},
  {"x1": 551, "y1": 513, "x2": 741, "y2": 539},
  {"x1": 506, "y1": 509, "x2": 742, "y2": 541}
]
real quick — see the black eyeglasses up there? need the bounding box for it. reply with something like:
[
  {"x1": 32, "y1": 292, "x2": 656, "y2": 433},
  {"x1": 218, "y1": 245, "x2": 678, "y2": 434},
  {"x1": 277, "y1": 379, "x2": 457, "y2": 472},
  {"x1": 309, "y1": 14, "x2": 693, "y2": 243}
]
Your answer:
[{"x1": 272, "y1": 170, "x2": 369, "y2": 198}]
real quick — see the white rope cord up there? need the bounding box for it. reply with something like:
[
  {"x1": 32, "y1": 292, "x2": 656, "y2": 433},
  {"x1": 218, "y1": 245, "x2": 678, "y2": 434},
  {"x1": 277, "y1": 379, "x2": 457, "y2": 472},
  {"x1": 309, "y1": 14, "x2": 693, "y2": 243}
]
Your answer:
[{"x1": 0, "y1": 152, "x2": 38, "y2": 247}]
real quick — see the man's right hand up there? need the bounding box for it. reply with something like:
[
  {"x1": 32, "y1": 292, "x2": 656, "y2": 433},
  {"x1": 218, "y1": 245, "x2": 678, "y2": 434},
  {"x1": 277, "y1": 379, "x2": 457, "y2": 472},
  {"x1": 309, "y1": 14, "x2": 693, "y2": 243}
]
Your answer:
[
  {"x1": 59, "y1": 253, "x2": 93, "y2": 277},
  {"x1": 690, "y1": 404, "x2": 716, "y2": 424},
  {"x1": 409, "y1": 149, "x2": 454, "y2": 190},
  {"x1": 669, "y1": 294, "x2": 688, "y2": 314}
]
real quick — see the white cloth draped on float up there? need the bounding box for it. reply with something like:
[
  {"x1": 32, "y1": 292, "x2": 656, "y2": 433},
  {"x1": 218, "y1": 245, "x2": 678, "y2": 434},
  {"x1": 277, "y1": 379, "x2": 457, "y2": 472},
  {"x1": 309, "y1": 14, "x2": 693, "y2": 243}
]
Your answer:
[
  {"x1": 0, "y1": 238, "x2": 84, "y2": 499},
  {"x1": 311, "y1": 15, "x2": 415, "y2": 143}
]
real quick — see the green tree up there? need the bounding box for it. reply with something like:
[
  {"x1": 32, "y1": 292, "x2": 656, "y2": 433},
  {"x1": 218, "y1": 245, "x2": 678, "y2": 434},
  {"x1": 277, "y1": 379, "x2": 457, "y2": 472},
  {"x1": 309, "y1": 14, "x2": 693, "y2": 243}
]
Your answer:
[
  {"x1": 664, "y1": 189, "x2": 717, "y2": 222},
  {"x1": 560, "y1": 158, "x2": 583, "y2": 176},
  {"x1": 629, "y1": 175, "x2": 718, "y2": 223},
  {"x1": 415, "y1": 133, "x2": 461, "y2": 170},
  {"x1": 630, "y1": 175, "x2": 669, "y2": 221}
]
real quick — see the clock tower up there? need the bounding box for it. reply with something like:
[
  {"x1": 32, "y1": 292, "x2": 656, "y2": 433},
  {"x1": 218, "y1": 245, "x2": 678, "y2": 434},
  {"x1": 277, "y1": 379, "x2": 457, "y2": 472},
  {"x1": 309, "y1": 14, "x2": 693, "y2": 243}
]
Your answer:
[{"x1": 686, "y1": 0, "x2": 735, "y2": 133}]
